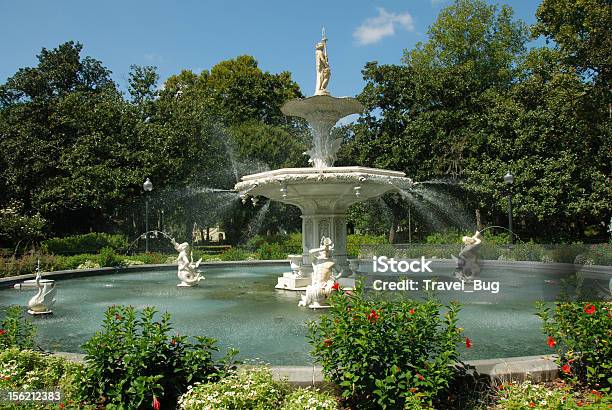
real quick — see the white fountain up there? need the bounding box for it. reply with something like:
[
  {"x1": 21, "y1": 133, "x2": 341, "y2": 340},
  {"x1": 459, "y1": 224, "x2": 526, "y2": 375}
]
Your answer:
[
  {"x1": 27, "y1": 261, "x2": 56, "y2": 315},
  {"x1": 235, "y1": 30, "x2": 414, "y2": 290}
]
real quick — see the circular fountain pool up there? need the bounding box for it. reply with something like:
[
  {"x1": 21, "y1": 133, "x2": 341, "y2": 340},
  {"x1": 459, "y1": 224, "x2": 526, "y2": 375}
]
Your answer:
[{"x1": 0, "y1": 265, "x2": 564, "y2": 364}]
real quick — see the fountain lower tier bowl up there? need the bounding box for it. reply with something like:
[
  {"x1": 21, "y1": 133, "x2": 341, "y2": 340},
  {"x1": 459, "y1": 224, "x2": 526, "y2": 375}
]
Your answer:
[{"x1": 235, "y1": 166, "x2": 414, "y2": 212}]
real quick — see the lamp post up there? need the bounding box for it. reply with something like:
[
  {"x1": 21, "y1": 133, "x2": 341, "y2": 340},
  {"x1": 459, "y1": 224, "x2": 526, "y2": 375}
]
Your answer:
[
  {"x1": 503, "y1": 171, "x2": 514, "y2": 244},
  {"x1": 143, "y1": 178, "x2": 153, "y2": 252}
]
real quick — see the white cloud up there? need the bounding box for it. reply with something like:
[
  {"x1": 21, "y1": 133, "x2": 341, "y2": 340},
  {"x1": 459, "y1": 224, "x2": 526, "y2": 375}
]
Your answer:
[
  {"x1": 144, "y1": 53, "x2": 164, "y2": 63},
  {"x1": 353, "y1": 8, "x2": 415, "y2": 46}
]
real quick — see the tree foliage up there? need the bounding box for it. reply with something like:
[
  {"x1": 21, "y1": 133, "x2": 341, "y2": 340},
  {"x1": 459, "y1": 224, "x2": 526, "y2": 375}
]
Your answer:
[
  {"x1": 0, "y1": 43, "x2": 305, "y2": 245},
  {"x1": 1, "y1": 0, "x2": 609, "y2": 245},
  {"x1": 343, "y1": 0, "x2": 610, "y2": 241},
  {"x1": 533, "y1": 0, "x2": 611, "y2": 88}
]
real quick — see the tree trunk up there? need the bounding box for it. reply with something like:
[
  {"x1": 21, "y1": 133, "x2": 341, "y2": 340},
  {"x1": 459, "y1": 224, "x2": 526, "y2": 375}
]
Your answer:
[{"x1": 475, "y1": 208, "x2": 482, "y2": 231}]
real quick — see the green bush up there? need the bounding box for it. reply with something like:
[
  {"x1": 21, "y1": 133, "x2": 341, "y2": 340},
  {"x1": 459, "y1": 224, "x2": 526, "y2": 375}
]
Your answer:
[
  {"x1": 245, "y1": 234, "x2": 283, "y2": 250},
  {"x1": 573, "y1": 243, "x2": 612, "y2": 266},
  {"x1": 0, "y1": 348, "x2": 87, "y2": 409},
  {"x1": 308, "y1": 283, "x2": 463, "y2": 409},
  {"x1": 281, "y1": 388, "x2": 339, "y2": 410},
  {"x1": 347, "y1": 234, "x2": 387, "y2": 258},
  {"x1": 0, "y1": 200, "x2": 47, "y2": 248},
  {"x1": 220, "y1": 247, "x2": 254, "y2": 261},
  {"x1": 124, "y1": 252, "x2": 171, "y2": 265},
  {"x1": 536, "y1": 301, "x2": 612, "y2": 389},
  {"x1": 97, "y1": 247, "x2": 120, "y2": 267},
  {"x1": 78, "y1": 305, "x2": 237, "y2": 409},
  {"x1": 178, "y1": 367, "x2": 288, "y2": 409},
  {"x1": 0, "y1": 306, "x2": 36, "y2": 349},
  {"x1": 425, "y1": 230, "x2": 510, "y2": 245},
  {"x1": 247, "y1": 233, "x2": 302, "y2": 259},
  {"x1": 492, "y1": 380, "x2": 611, "y2": 409},
  {"x1": 178, "y1": 366, "x2": 338, "y2": 410},
  {"x1": 257, "y1": 242, "x2": 288, "y2": 259},
  {"x1": 425, "y1": 231, "x2": 464, "y2": 244},
  {"x1": 42, "y1": 232, "x2": 128, "y2": 255}
]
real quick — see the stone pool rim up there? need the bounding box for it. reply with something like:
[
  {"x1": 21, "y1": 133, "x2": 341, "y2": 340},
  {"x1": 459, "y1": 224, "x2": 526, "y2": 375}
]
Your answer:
[
  {"x1": 1, "y1": 259, "x2": 609, "y2": 289},
  {"x1": 53, "y1": 351, "x2": 560, "y2": 386}
]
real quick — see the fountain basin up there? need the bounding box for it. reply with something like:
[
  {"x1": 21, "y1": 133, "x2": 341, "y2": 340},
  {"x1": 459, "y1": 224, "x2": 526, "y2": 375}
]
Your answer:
[
  {"x1": 236, "y1": 166, "x2": 412, "y2": 205},
  {"x1": 1, "y1": 262, "x2": 591, "y2": 364}
]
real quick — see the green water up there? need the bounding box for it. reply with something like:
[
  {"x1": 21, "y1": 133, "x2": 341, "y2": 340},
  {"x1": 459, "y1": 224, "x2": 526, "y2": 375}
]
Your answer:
[{"x1": 0, "y1": 265, "x2": 559, "y2": 364}]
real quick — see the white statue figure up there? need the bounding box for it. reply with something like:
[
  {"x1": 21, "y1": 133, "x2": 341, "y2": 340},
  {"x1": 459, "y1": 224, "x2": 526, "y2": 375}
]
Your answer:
[
  {"x1": 299, "y1": 237, "x2": 341, "y2": 308},
  {"x1": 27, "y1": 270, "x2": 56, "y2": 315},
  {"x1": 454, "y1": 231, "x2": 483, "y2": 282},
  {"x1": 171, "y1": 239, "x2": 204, "y2": 287},
  {"x1": 315, "y1": 28, "x2": 331, "y2": 96}
]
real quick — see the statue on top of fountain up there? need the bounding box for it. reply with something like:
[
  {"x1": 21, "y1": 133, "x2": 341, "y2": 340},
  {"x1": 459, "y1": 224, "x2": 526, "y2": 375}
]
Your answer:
[
  {"x1": 299, "y1": 236, "x2": 341, "y2": 308},
  {"x1": 171, "y1": 239, "x2": 204, "y2": 287},
  {"x1": 315, "y1": 28, "x2": 331, "y2": 96},
  {"x1": 454, "y1": 231, "x2": 482, "y2": 282}
]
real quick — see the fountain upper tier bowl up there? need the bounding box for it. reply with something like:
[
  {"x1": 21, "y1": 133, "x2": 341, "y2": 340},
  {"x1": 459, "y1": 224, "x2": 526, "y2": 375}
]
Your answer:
[{"x1": 235, "y1": 166, "x2": 414, "y2": 213}]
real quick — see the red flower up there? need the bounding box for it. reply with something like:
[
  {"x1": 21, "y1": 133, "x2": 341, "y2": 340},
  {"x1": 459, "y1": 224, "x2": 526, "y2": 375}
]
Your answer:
[
  {"x1": 577, "y1": 401, "x2": 584, "y2": 407},
  {"x1": 562, "y1": 364, "x2": 571, "y2": 374},
  {"x1": 115, "y1": 314, "x2": 122, "y2": 321},
  {"x1": 529, "y1": 402, "x2": 535, "y2": 408},
  {"x1": 465, "y1": 337, "x2": 472, "y2": 349},
  {"x1": 592, "y1": 390, "x2": 603, "y2": 398},
  {"x1": 367, "y1": 309, "x2": 379, "y2": 323},
  {"x1": 584, "y1": 304, "x2": 596, "y2": 315},
  {"x1": 409, "y1": 309, "x2": 415, "y2": 315},
  {"x1": 0, "y1": 329, "x2": 5, "y2": 336},
  {"x1": 409, "y1": 387, "x2": 418, "y2": 393},
  {"x1": 331, "y1": 282, "x2": 340, "y2": 291},
  {"x1": 323, "y1": 338, "x2": 333, "y2": 347},
  {"x1": 59, "y1": 404, "x2": 65, "y2": 409},
  {"x1": 170, "y1": 339, "x2": 177, "y2": 346},
  {"x1": 547, "y1": 336, "x2": 556, "y2": 348},
  {"x1": 152, "y1": 396, "x2": 160, "y2": 410},
  {"x1": 416, "y1": 373, "x2": 425, "y2": 381}
]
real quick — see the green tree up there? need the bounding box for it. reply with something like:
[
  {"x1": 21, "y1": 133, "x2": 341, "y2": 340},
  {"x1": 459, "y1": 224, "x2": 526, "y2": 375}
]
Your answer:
[
  {"x1": 155, "y1": 56, "x2": 306, "y2": 242},
  {"x1": 533, "y1": 0, "x2": 611, "y2": 91},
  {"x1": 345, "y1": 0, "x2": 528, "y2": 237},
  {"x1": 0, "y1": 42, "x2": 142, "y2": 236},
  {"x1": 345, "y1": 0, "x2": 610, "y2": 240},
  {"x1": 128, "y1": 64, "x2": 159, "y2": 119}
]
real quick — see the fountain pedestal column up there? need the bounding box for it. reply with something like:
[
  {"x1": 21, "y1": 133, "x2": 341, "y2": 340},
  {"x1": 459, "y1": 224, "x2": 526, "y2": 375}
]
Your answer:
[{"x1": 301, "y1": 213, "x2": 348, "y2": 273}]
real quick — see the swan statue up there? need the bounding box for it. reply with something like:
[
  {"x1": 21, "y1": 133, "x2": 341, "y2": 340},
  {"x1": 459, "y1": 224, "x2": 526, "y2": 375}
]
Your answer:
[{"x1": 27, "y1": 270, "x2": 56, "y2": 315}]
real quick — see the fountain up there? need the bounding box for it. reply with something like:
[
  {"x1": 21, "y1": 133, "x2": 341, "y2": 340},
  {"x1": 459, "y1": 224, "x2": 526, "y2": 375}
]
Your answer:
[
  {"x1": 126, "y1": 230, "x2": 205, "y2": 287},
  {"x1": 235, "y1": 30, "x2": 414, "y2": 289},
  {"x1": 26, "y1": 261, "x2": 56, "y2": 315}
]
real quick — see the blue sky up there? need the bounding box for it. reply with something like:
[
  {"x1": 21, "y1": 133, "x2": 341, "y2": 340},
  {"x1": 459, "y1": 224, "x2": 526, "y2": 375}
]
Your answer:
[{"x1": 0, "y1": 0, "x2": 541, "y2": 98}]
